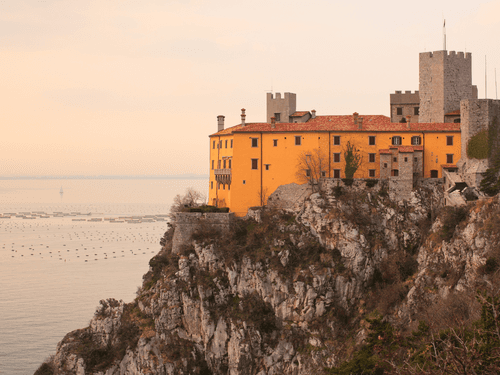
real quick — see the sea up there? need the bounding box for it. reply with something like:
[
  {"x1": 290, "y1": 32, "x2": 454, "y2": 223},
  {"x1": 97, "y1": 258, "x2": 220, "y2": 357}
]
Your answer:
[{"x1": 0, "y1": 178, "x2": 208, "y2": 375}]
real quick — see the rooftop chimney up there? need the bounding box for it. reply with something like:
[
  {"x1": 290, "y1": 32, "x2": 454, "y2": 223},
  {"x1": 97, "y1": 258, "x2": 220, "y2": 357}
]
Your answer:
[
  {"x1": 406, "y1": 115, "x2": 411, "y2": 129},
  {"x1": 353, "y1": 112, "x2": 359, "y2": 125},
  {"x1": 358, "y1": 117, "x2": 363, "y2": 130},
  {"x1": 271, "y1": 116, "x2": 276, "y2": 128},
  {"x1": 311, "y1": 109, "x2": 316, "y2": 119},
  {"x1": 217, "y1": 115, "x2": 225, "y2": 132},
  {"x1": 241, "y1": 108, "x2": 246, "y2": 127}
]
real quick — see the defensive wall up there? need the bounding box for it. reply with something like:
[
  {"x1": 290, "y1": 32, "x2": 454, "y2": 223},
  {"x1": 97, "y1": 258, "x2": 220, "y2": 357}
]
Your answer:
[{"x1": 172, "y1": 212, "x2": 234, "y2": 254}]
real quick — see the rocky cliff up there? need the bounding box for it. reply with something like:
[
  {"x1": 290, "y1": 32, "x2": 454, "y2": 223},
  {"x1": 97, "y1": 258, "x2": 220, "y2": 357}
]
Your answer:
[{"x1": 37, "y1": 181, "x2": 500, "y2": 375}]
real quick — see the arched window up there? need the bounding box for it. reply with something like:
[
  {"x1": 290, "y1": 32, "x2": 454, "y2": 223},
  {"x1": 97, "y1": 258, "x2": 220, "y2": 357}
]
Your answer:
[
  {"x1": 411, "y1": 136, "x2": 421, "y2": 145},
  {"x1": 392, "y1": 136, "x2": 402, "y2": 145}
]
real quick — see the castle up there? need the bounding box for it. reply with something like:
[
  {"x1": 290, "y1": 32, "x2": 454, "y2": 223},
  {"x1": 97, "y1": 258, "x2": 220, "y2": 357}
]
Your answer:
[{"x1": 209, "y1": 50, "x2": 500, "y2": 216}]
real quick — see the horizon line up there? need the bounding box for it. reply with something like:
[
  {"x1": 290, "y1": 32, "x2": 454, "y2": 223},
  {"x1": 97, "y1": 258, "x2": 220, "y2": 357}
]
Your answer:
[{"x1": 0, "y1": 174, "x2": 209, "y2": 180}]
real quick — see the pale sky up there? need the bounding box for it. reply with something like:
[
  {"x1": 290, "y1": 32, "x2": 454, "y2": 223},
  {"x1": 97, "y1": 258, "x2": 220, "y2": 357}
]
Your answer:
[{"x1": 2, "y1": 0, "x2": 500, "y2": 176}]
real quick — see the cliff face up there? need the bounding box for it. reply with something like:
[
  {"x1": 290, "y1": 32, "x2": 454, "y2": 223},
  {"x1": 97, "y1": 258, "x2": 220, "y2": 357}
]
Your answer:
[{"x1": 39, "y1": 182, "x2": 500, "y2": 375}]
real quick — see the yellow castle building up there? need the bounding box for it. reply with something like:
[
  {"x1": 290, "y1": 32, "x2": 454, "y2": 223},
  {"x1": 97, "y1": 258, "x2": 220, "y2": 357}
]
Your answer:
[{"x1": 209, "y1": 50, "x2": 479, "y2": 216}]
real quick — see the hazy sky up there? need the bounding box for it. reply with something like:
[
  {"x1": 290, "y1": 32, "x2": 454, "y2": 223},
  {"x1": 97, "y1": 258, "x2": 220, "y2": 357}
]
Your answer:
[{"x1": 2, "y1": 0, "x2": 500, "y2": 176}]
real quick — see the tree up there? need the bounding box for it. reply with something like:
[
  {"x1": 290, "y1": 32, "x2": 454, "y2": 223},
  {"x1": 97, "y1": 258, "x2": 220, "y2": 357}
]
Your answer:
[
  {"x1": 344, "y1": 141, "x2": 362, "y2": 179},
  {"x1": 169, "y1": 187, "x2": 206, "y2": 219},
  {"x1": 296, "y1": 149, "x2": 328, "y2": 192}
]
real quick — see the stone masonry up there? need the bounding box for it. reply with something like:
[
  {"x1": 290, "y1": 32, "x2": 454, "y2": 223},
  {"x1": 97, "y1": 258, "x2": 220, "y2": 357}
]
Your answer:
[
  {"x1": 266, "y1": 92, "x2": 297, "y2": 123},
  {"x1": 172, "y1": 212, "x2": 234, "y2": 254},
  {"x1": 419, "y1": 51, "x2": 476, "y2": 123},
  {"x1": 390, "y1": 90, "x2": 420, "y2": 123}
]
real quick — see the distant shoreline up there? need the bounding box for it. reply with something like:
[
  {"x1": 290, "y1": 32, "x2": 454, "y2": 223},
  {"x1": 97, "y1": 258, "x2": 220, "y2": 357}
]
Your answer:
[{"x1": 0, "y1": 175, "x2": 209, "y2": 180}]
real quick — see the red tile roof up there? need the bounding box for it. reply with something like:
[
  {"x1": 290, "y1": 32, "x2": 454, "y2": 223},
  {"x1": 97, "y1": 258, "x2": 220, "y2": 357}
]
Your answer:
[
  {"x1": 398, "y1": 146, "x2": 415, "y2": 153},
  {"x1": 290, "y1": 111, "x2": 310, "y2": 117},
  {"x1": 379, "y1": 149, "x2": 392, "y2": 154},
  {"x1": 210, "y1": 115, "x2": 461, "y2": 136},
  {"x1": 445, "y1": 110, "x2": 460, "y2": 116},
  {"x1": 441, "y1": 164, "x2": 458, "y2": 168}
]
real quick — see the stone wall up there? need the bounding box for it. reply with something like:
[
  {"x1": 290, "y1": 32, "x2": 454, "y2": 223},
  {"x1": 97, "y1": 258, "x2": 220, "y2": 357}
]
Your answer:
[
  {"x1": 458, "y1": 99, "x2": 500, "y2": 187},
  {"x1": 267, "y1": 182, "x2": 312, "y2": 211},
  {"x1": 390, "y1": 90, "x2": 420, "y2": 123},
  {"x1": 419, "y1": 51, "x2": 473, "y2": 123},
  {"x1": 266, "y1": 92, "x2": 296, "y2": 123},
  {"x1": 172, "y1": 212, "x2": 234, "y2": 254}
]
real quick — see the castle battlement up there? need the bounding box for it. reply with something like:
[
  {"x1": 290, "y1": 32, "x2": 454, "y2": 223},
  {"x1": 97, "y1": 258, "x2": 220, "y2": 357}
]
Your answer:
[{"x1": 420, "y1": 50, "x2": 471, "y2": 61}]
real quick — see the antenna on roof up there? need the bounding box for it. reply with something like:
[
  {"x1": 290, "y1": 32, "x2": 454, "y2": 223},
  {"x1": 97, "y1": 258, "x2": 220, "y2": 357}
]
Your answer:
[
  {"x1": 485, "y1": 55, "x2": 488, "y2": 98},
  {"x1": 443, "y1": 19, "x2": 446, "y2": 51}
]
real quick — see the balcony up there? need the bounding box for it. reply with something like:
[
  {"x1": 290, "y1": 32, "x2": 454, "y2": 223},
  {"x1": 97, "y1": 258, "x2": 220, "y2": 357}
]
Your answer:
[{"x1": 214, "y1": 168, "x2": 232, "y2": 185}]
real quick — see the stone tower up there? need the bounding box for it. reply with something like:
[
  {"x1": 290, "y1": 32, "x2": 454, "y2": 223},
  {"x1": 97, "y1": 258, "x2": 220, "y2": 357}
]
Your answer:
[
  {"x1": 419, "y1": 51, "x2": 477, "y2": 123},
  {"x1": 266, "y1": 92, "x2": 296, "y2": 123}
]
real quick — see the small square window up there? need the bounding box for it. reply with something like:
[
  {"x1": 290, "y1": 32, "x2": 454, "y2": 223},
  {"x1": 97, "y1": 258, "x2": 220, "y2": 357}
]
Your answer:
[
  {"x1": 414, "y1": 157, "x2": 417, "y2": 163},
  {"x1": 392, "y1": 169, "x2": 399, "y2": 177},
  {"x1": 333, "y1": 153, "x2": 341, "y2": 163},
  {"x1": 231, "y1": 139, "x2": 233, "y2": 148},
  {"x1": 212, "y1": 160, "x2": 214, "y2": 170},
  {"x1": 397, "y1": 107, "x2": 403, "y2": 115},
  {"x1": 447, "y1": 136, "x2": 453, "y2": 146},
  {"x1": 384, "y1": 163, "x2": 388, "y2": 168},
  {"x1": 333, "y1": 169, "x2": 340, "y2": 178},
  {"x1": 393, "y1": 157, "x2": 397, "y2": 162},
  {"x1": 274, "y1": 113, "x2": 281, "y2": 122},
  {"x1": 243, "y1": 180, "x2": 246, "y2": 184},
  {"x1": 369, "y1": 170, "x2": 375, "y2": 177},
  {"x1": 213, "y1": 140, "x2": 215, "y2": 149},
  {"x1": 404, "y1": 157, "x2": 408, "y2": 162},
  {"x1": 273, "y1": 139, "x2": 278, "y2": 147},
  {"x1": 369, "y1": 136, "x2": 376, "y2": 145},
  {"x1": 211, "y1": 181, "x2": 213, "y2": 189},
  {"x1": 251, "y1": 138, "x2": 258, "y2": 147},
  {"x1": 321, "y1": 171, "x2": 326, "y2": 177},
  {"x1": 295, "y1": 136, "x2": 301, "y2": 146},
  {"x1": 306, "y1": 169, "x2": 311, "y2": 177},
  {"x1": 369, "y1": 153, "x2": 375, "y2": 163},
  {"x1": 447, "y1": 154, "x2": 454, "y2": 164},
  {"x1": 265, "y1": 165, "x2": 270, "y2": 170},
  {"x1": 333, "y1": 136, "x2": 340, "y2": 145},
  {"x1": 251, "y1": 159, "x2": 258, "y2": 170}
]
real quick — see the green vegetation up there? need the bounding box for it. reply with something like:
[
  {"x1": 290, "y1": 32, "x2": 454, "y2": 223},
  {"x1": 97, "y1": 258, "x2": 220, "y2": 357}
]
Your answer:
[
  {"x1": 467, "y1": 129, "x2": 489, "y2": 159},
  {"x1": 344, "y1": 141, "x2": 362, "y2": 179}
]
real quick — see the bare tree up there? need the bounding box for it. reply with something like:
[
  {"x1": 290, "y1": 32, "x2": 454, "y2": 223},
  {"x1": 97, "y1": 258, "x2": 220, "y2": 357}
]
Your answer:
[
  {"x1": 169, "y1": 187, "x2": 206, "y2": 219},
  {"x1": 296, "y1": 149, "x2": 328, "y2": 192}
]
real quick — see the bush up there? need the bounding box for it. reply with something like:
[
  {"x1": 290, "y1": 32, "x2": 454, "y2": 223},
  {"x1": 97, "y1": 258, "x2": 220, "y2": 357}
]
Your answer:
[
  {"x1": 438, "y1": 206, "x2": 468, "y2": 241},
  {"x1": 365, "y1": 179, "x2": 378, "y2": 188},
  {"x1": 342, "y1": 178, "x2": 354, "y2": 186},
  {"x1": 484, "y1": 257, "x2": 499, "y2": 274},
  {"x1": 467, "y1": 130, "x2": 489, "y2": 159}
]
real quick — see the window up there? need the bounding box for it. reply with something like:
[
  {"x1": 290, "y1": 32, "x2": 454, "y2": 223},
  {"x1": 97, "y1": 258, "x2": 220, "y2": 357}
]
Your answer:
[
  {"x1": 321, "y1": 171, "x2": 326, "y2": 177},
  {"x1": 251, "y1": 138, "x2": 258, "y2": 147},
  {"x1": 392, "y1": 136, "x2": 402, "y2": 145},
  {"x1": 213, "y1": 140, "x2": 215, "y2": 149},
  {"x1": 333, "y1": 169, "x2": 340, "y2": 178},
  {"x1": 369, "y1": 136, "x2": 376, "y2": 145},
  {"x1": 411, "y1": 136, "x2": 421, "y2": 145},
  {"x1": 223, "y1": 160, "x2": 226, "y2": 168},
  {"x1": 231, "y1": 139, "x2": 233, "y2": 148},
  {"x1": 225, "y1": 140, "x2": 227, "y2": 148},
  {"x1": 333, "y1": 136, "x2": 340, "y2": 145},
  {"x1": 251, "y1": 159, "x2": 258, "y2": 170},
  {"x1": 404, "y1": 157, "x2": 408, "y2": 162},
  {"x1": 273, "y1": 139, "x2": 278, "y2": 147},
  {"x1": 447, "y1": 154, "x2": 454, "y2": 164},
  {"x1": 414, "y1": 157, "x2": 417, "y2": 163},
  {"x1": 219, "y1": 141, "x2": 222, "y2": 148},
  {"x1": 274, "y1": 113, "x2": 281, "y2": 122},
  {"x1": 393, "y1": 157, "x2": 397, "y2": 162},
  {"x1": 447, "y1": 136, "x2": 453, "y2": 146},
  {"x1": 243, "y1": 180, "x2": 246, "y2": 184},
  {"x1": 295, "y1": 136, "x2": 301, "y2": 146},
  {"x1": 211, "y1": 160, "x2": 214, "y2": 170},
  {"x1": 454, "y1": 118, "x2": 461, "y2": 123},
  {"x1": 223, "y1": 184, "x2": 225, "y2": 190},
  {"x1": 218, "y1": 160, "x2": 221, "y2": 168},
  {"x1": 414, "y1": 107, "x2": 419, "y2": 115},
  {"x1": 384, "y1": 163, "x2": 388, "y2": 168},
  {"x1": 369, "y1": 170, "x2": 376, "y2": 177},
  {"x1": 392, "y1": 169, "x2": 399, "y2": 177},
  {"x1": 306, "y1": 169, "x2": 311, "y2": 177},
  {"x1": 211, "y1": 181, "x2": 213, "y2": 189},
  {"x1": 397, "y1": 107, "x2": 403, "y2": 115},
  {"x1": 265, "y1": 164, "x2": 270, "y2": 170},
  {"x1": 333, "y1": 153, "x2": 341, "y2": 163},
  {"x1": 430, "y1": 170, "x2": 438, "y2": 178},
  {"x1": 228, "y1": 160, "x2": 232, "y2": 169},
  {"x1": 369, "y1": 153, "x2": 376, "y2": 163}
]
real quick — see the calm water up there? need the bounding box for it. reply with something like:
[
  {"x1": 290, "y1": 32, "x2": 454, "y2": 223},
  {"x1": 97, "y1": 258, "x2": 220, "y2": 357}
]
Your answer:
[{"x1": 0, "y1": 178, "x2": 208, "y2": 375}]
